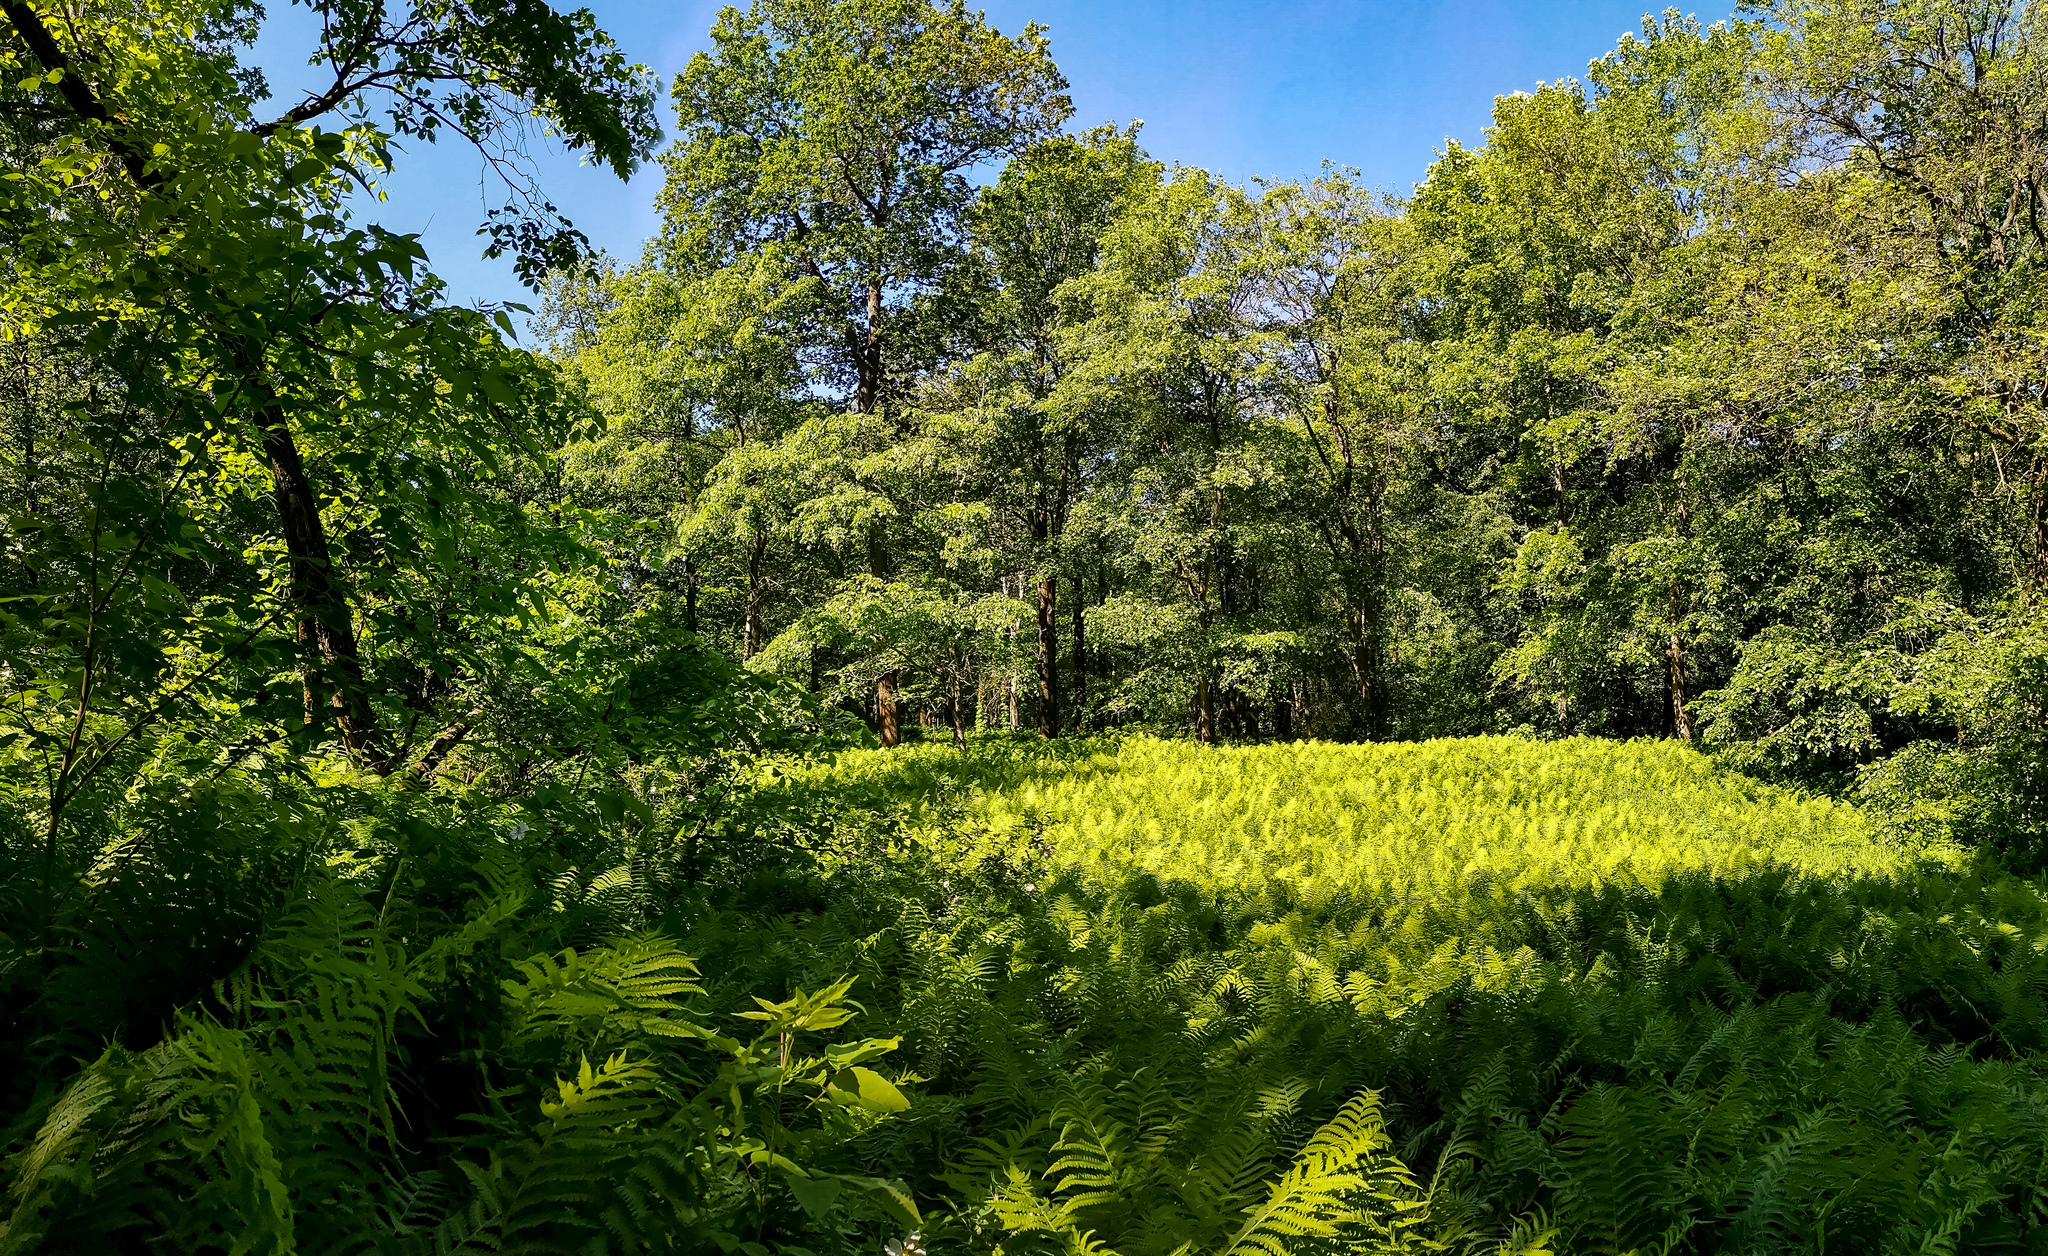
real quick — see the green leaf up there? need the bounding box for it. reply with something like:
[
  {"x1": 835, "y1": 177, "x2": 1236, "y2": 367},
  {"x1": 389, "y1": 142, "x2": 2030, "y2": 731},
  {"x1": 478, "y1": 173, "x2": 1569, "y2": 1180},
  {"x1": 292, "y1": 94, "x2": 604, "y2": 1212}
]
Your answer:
[
  {"x1": 478, "y1": 369, "x2": 517, "y2": 407},
  {"x1": 834, "y1": 1174, "x2": 921, "y2": 1227},
  {"x1": 786, "y1": 1172, "x2": 843, "y2": 1219},
  {"x1": 823, "y1": 1036, "x2": 900, "y2": 1068},
  {"x1": 829, "y1": 1067, "x2": 909, "y2": 1113}
]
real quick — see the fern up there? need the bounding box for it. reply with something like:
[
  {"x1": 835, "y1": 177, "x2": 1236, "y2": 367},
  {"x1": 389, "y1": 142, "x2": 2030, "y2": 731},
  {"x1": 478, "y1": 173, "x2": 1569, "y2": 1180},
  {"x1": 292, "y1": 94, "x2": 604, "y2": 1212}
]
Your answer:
[{"x1": 1222, "y1": 1089, "x2": 1420, "y2": 1256}]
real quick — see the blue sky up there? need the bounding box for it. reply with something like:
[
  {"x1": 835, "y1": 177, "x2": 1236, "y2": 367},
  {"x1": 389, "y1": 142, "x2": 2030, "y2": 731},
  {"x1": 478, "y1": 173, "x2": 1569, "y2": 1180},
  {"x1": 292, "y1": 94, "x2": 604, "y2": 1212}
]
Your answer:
[{"x1": 254, "y1": 1, "x2": 1702, "y2": 307}]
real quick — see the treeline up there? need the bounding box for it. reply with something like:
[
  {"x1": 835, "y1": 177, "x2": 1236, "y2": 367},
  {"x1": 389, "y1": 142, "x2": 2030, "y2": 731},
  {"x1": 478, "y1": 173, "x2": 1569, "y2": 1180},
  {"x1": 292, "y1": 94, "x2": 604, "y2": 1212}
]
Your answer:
[{"x1": 553, "y1": 0, "x2": 2048, "y2": 847}]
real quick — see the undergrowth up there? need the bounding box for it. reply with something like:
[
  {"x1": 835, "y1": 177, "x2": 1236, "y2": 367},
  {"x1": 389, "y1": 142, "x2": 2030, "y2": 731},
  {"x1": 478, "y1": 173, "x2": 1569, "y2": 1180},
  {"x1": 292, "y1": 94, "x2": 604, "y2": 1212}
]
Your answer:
[
  {"x1": 8, "y1": 734, "x2": 2048, "y2": 1254},
  {"x1": 677, "y1": 736, "x2": 2048, "y2": 1254}
]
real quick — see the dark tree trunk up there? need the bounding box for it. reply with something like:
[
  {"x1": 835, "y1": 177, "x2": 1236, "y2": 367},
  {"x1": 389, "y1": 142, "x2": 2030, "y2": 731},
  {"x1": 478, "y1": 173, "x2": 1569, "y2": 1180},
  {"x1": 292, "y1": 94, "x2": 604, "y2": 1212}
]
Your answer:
[
  {"x1": 1667, "y1": 630, "x2": 1692, "y2": 740},
  {"x1": 1097, "y1": 571, "x2": 1111, "y2": 685},
  {"x1": 258, "y1": 402, "x2": 388, "y2": 773},
  {"x1": 1070, "y1": 585, "x2": 1087, "y2": 732},
  {"x1": 856, "y1": 276, "x2": 883, "y2": 417},
  {"x1": 1036, "y1": 575, "x2": 1059, "y2": 737},
  {"x1": 1005, "y1": 573, "x2": 1022, "y2": 729},
  {"x1": 1353, "y1": 600, "x2": 1387, "y2": 741}
]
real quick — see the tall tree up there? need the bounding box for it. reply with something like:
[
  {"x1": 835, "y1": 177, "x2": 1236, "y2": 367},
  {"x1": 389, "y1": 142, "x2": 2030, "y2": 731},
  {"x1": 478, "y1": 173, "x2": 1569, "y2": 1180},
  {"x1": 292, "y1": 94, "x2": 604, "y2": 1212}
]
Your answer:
[
  {"x1": 0, "y1": 0, "x2": 655, "y2": 825},
  {"x1": 1057, "y1": 169, "x2": 1284, "y2": 742},
  {"x1": 658, "y1": 0, "x2": 1069, "y2": 743},
  {"x1": 927, "y1": 125, "x2": 1151, "y2": 736}
]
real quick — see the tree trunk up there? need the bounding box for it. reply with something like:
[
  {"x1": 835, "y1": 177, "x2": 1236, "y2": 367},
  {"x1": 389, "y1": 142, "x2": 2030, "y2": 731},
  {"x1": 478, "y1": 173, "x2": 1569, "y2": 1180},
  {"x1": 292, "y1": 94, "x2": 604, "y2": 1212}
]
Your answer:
[
  {"x1": 258, "y1": 403, "x2": 388, "y2": 773},
  {"x1": 1275, "y1": 688, "x2": 1294, "y2": 741},
  {"x1": 950, "y1": 665, "x2": 966, "y2": 750},
  {"x1": 1096, "y1": 571, "x2": 1111, "y2": 686},
  {"x1": 683, "y1": 555, "x2": 699, "y2": 634},
  {"x1": 1353, "y1": 601, "x2": 1386, "y2": 740},
  {"x1": 1005, "y1": 574, "x2": 1022, "y2": 729},
  {"x1": 1036, "y1": 575, "x2": 1059, "y2": 738},
  {"x1": 742, "y1": 531, "x2": 766, "y2": 660},
  {"x1": 856, "y1": 276, "x2": 883, "y2": 416},
  {"x1": 1070, "y1": 586, "x2": 1087, "y2": 732},
  {"x1": 1667, "y1": 630, "x2": 1692, "y2": 740},
  {"x1": 1196, "y1": 674, "x2": 1215, "y2": 744},
  {"x1": 878, "y1": 669, "x2": 900, "y2": 748}
]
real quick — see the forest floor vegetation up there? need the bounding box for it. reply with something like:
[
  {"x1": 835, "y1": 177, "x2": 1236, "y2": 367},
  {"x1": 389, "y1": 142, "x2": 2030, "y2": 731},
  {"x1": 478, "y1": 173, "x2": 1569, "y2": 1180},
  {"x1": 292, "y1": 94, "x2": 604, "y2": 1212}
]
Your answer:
[
  {"x1": 8, "y1": 731, "x2": 2048, "y2": 1253},
  {"x1": 667, "y1": 735, "x2": 2048, "y2": 1253}
]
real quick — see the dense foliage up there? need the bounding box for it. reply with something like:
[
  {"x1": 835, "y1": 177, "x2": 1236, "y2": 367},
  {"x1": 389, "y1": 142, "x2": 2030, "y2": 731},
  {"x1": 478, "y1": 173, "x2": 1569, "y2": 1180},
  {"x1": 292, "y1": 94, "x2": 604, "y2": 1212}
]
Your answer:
[
  {"x1": 709, "y1": 736, "x2": 2048, "y2": 1253},
  {"x1": 555, "y1": 0, "x2": 2048, "y2": 847},
  {"x1": 7, "y1": 0, "x2": 2048, "y2": 1251}
]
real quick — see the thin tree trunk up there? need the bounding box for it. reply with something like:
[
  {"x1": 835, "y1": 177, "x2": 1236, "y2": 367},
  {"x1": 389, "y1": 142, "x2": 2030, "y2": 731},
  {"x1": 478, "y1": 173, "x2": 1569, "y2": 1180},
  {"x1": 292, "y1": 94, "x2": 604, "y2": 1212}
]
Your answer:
[
  {"x1": 853, "y1": 271, "x2": 897, "y2": 730},
  {"x1": 742, "y1": 531, "x2": 766, "y2": 660},
  {"x1": 1096, "y1": 571, "x2": 1110, "y2": 685},
  {"x1": 1036, "y1": 575, "x2": 1059, "y2": 738},
  {"x1": 1005, "y1": 573, "x2": 1021, "y2": 729},
  {"x1": 856, "y1": 276, "x2": 883, "y2": 417},
  {"x1": 1071, "y1": 586, "x2": 1087, "y2": 733},
  {"x1": 1196, "y1": 674, "x2": 1215, "y2": 744},
  {"x1": 258, "y1": 400, "x2": 388, "y2": 772},
  {"x1": 1667, "y1": 630, "x2": 1692, "y2": 740},
  {"x1": 950, "y1": 665, "x2": 965, "y2": 749}
]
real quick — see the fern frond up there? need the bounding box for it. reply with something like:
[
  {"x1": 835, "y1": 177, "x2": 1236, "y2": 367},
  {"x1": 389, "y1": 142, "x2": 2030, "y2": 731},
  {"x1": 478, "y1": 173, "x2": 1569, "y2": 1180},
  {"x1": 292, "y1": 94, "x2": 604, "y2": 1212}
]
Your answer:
[{"x1": 1221, "y1": 1089, "x2": 1419, "y2": 1256}]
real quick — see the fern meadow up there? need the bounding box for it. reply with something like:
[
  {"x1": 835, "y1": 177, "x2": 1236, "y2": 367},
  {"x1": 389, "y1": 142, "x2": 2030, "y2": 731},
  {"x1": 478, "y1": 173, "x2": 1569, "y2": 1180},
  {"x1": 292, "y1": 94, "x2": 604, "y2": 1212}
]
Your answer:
[
  {"x1": 936, "y1": 736, "x2": 1934, "y2": 891},
  {"x1": 651, "y1": 736, "x2": 2048, "y2": 1253},
  {"x1": 10, "y1": 726, "x2": 2048, "y2": 1252}
]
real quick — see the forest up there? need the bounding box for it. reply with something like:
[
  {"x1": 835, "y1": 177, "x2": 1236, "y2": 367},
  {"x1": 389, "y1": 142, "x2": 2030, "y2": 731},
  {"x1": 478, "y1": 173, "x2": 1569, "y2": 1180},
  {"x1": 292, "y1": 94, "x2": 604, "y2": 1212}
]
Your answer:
[{"x1": 4, "y1": 0, "x2": 2048, "y2": 1251}]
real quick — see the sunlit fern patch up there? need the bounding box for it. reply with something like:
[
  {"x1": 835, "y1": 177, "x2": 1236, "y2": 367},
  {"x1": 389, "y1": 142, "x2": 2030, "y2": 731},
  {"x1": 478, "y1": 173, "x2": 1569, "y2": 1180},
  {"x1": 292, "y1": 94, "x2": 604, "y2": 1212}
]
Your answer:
[{"x1": 708, "y1": 736, "x2": 2048, "y2": 1255}]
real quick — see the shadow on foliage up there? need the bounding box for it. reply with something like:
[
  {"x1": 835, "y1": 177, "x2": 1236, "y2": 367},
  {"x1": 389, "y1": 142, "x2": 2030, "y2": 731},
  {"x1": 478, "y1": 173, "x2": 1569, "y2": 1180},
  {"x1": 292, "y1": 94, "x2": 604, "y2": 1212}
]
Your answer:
[{"x1": 668, "y1": 793, "x2": 2048, "y2": 1254}]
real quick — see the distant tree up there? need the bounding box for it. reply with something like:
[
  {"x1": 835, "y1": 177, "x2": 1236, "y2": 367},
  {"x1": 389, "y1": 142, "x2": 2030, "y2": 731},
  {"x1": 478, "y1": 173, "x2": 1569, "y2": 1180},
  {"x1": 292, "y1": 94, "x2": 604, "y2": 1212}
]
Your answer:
[
  {"x1": 923, "y1": 124, "x2": 1152, "y2": 736},
  {"x1": 658, "y1": 0, "x2": 1070, "y2": 742}
]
